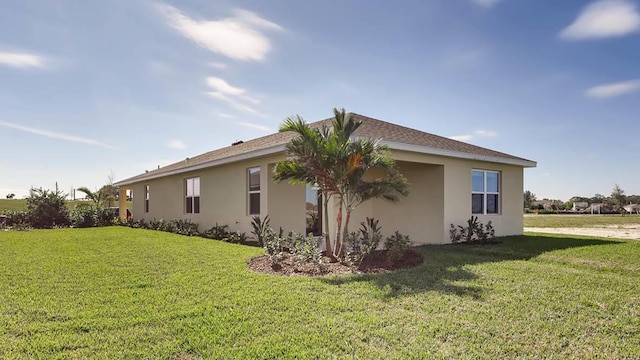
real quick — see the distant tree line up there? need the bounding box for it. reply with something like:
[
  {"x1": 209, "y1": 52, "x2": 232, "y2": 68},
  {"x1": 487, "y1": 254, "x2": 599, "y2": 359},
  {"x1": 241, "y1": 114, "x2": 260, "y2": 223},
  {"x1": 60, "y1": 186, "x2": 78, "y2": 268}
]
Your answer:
[{"x1": 525, "y1": 184, "x2": 639, "y2": 215}]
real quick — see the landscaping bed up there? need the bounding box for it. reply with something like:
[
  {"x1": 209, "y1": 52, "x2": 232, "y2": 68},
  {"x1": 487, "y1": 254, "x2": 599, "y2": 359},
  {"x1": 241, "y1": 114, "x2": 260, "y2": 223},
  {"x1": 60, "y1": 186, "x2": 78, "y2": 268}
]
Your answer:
[{"x1": 248, "y1": 249, "x2": 424, "y2": 276}]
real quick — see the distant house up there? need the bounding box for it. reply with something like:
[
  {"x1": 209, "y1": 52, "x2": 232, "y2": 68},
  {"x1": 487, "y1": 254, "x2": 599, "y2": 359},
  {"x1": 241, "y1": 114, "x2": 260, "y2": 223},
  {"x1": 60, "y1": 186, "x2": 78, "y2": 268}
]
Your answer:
[
  {"x1": 623, "y1": 204, "x2": 639, "y2": 214},
  {"x1": 531, "y1": 199, "x2": 555, "y2": 211},
  {"x1": 114, "y1": 113, "x2": 536, "y2": 244},
  {"x1": 587, "y1": 203, "x2": 611, "y2": 214},
  {"x1": 572, "y1": 202, "x2": 589, "y2": 212}
]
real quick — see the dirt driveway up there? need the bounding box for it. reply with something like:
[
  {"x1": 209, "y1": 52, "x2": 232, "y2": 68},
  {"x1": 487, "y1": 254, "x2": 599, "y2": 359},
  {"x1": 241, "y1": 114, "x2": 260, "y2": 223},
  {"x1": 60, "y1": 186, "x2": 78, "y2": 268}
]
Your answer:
[{"x1": 524, "y1": 225, "x2": 640, "y2": 240}]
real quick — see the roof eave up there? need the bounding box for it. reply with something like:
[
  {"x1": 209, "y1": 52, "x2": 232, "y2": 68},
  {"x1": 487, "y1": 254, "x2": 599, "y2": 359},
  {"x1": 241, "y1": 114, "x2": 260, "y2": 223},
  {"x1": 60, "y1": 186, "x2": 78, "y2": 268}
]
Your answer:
[
  {"x1": 383, "y1": 141, "x2": 537, "y2": 168},
  {"x1": 114, "y1": 144, "x2": 288, "y2": 186}
]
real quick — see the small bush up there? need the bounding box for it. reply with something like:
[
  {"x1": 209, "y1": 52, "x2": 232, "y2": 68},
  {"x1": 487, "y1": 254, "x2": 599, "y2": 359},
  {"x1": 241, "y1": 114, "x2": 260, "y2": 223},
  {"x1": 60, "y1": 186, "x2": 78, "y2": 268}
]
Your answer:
[
  {"x1": 384, "y1": 231, "x2": 411, "y2": 266},
  {"x1": 70, "y1": 203, "x2": 97, "y2": 228},
  {"x1": 96, "y1": 208, "x2": 116, "y2": 227},
  {"x1": 3, "y1": 210, "x2": 30, "y2": 228},
  {"x1": 263, "y1": 226, "x2": 286, "y2": 267},
  {"x1": 288, "y1": 232, "x2": 322, "y2": 269},
  {"x1": 171, "y1": 219, "x2": 200, "y2": 236},
  {"x1": 201, "y1": 223, "x2": 230, "y2": 240},
  {"x1": 345, "y1": 217, "x2": 382, "y2": 266},
  {"x1": 250, "y1": 215, "x2": 270, "y2": 247},
  {"x1": 449, "y1": 216, "x2": 496, "y2": 244},
  {"x1": 201, "y1": 223, "x2": 246, "y2": 243},
  {"x1": 26, "y1": 187, "x2": 70, "y2": 228}
]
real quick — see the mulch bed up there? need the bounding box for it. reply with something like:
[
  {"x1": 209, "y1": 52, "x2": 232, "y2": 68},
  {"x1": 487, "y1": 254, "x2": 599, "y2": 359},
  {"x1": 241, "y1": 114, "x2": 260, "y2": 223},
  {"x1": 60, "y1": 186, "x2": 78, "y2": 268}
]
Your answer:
[{"x1": 248, "y1": 249, "x2": 424, "y2": 276}]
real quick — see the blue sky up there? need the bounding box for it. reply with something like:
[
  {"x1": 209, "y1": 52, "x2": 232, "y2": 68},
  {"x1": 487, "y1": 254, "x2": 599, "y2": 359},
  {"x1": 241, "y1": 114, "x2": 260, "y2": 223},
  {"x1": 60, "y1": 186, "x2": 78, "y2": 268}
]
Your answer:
[{"x1": 1, "y1": 0, "x2": 639, "y2": 201}]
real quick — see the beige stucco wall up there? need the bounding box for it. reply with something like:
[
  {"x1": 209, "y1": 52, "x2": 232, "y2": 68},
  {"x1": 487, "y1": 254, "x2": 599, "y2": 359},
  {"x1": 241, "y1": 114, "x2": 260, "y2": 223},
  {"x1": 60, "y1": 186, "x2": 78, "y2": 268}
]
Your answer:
[
  {"x1": 327, "y1": 162, "x2": 445, "y2": 246},
  {"x1": 124, "y1": 149, "x2": 525, "y2": 244},
  {"x1": 128, "y1": 154, "x2": 305, "y2": 237}
]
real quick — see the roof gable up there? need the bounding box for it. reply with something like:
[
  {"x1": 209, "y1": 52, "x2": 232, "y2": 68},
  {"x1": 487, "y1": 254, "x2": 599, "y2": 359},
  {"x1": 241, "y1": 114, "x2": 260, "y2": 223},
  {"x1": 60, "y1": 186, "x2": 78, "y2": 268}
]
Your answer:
[{"x1": 115, "y1": 113, "x2": 536, "y2": 186}]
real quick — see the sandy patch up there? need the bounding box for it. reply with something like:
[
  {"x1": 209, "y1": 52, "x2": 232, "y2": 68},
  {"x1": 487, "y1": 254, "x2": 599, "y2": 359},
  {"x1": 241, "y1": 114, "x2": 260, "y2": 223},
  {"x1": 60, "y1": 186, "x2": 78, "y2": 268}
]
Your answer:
[{"x1": 524, "y1": 226, "x2": 640, "y2": 240}]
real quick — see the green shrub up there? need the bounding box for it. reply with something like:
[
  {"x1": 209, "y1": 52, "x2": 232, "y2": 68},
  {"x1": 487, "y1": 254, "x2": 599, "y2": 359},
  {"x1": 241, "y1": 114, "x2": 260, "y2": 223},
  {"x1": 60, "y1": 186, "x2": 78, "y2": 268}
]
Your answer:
[
  {"x1": 26, "y1": 187, "x2": 70, "y2": 228},
  {"x1": 96, "y1": 208, "x2": 116, "y2": 227},
  {"x1": 288, "y1": 232, "x2": 322, "y2": 268},
  {"x1": 263, "y1": 226, "x2": 286, "y2": 266},
  {"x1": 201, "y1": 223, "x2": 246, "y2": 243},
  {"x1": 345, "y1": 217, "x2": 382, "y2": 266},
  {"x1": 449, "y1": 216, "x2": 496, "y2": 244},
  {"x1": 250, "y1": 215, "x2": 270, "y2": 247},
  {"x1": 70, "y1": 203, "x2": 97, "y2": 228},
  {"x1": 201, "y1": 223, "x2": 230, "y2": 240},
  {"x1": 171, "y1": 219, "x2": 199, "y2": 236},
  {"x1": 384, "y1": 231, "x2": 411, "y2": 266},
  {"x1": 3, "y1": 210, "x2": 30, "y2": 228}
]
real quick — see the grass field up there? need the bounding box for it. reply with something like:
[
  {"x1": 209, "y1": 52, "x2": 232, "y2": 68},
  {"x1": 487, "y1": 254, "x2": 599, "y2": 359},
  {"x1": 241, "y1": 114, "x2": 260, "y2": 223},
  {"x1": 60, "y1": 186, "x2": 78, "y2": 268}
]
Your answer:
[
  {"x1": 1, "y1": 227, "x2": 638, "y2": 358},
  {"x1": 524, "y1": 214, "x2": 640, "y2": 228}
]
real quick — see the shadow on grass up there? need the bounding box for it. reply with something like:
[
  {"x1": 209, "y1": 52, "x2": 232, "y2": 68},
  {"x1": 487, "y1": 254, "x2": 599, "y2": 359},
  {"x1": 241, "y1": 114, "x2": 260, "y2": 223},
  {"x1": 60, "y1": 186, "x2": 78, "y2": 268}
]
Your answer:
[{"x1": 320, "y1": 234, "x2": 622, "y2": 300}]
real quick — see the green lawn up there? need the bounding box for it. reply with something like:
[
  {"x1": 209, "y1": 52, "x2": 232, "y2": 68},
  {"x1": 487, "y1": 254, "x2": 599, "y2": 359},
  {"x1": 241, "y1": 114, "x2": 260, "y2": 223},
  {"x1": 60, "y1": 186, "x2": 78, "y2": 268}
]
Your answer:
[
  {"x1": 0, "y1": 199, "x2": 29, "y2": 212},
  {"x1": 1, "y1": 228, "x2": 639, "y2": 358},
  {"x1": 524, "y1": 214, "x2": 640, "y2": 228}
]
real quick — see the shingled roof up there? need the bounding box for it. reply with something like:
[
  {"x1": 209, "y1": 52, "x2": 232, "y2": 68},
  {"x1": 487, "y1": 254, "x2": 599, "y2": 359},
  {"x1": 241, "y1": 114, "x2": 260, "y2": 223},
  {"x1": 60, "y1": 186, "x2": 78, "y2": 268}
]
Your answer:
[{"x1": 115, "y1": 113, "x2": 535, "y2": 186}]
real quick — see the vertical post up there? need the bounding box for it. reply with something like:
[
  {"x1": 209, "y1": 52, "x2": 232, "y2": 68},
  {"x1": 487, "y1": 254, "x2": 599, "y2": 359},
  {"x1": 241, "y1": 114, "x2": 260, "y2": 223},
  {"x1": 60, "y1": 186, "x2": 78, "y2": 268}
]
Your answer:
[{"x1": 119, "y1": 187, "x2": 128, "y2": 220}]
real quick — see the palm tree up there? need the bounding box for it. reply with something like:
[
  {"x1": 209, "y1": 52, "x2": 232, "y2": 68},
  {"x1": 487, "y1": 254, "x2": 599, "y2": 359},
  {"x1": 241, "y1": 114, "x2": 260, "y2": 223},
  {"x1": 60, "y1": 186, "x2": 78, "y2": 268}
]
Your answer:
[
  {"x1": 76, "y1": 187, "x2": 113, "y2": 210},
  {"x1": 274, "y1": 108, "x2": 408, "y2": 258}
]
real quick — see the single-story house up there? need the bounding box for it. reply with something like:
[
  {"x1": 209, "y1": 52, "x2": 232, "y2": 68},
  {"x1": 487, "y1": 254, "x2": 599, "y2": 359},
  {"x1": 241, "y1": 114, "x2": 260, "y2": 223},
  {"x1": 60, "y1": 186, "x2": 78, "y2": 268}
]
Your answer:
[
  {"x1": 114, "y1": 113, "x2": 536, "y2": 244},
  {"x1": 623, "y1": 204, "x2": 639, "y2": 214},
  {"x1": 572, "y1": 202, "x2": 589, "y2": 212}
]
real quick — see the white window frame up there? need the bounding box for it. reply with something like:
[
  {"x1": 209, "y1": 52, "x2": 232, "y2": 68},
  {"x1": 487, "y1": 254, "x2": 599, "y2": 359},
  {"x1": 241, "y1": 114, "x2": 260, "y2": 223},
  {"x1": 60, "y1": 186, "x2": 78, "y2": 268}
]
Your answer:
[
  {"x1": 185, "y1": 177, "x2": 200, "y2": 214},
  {"x1": 248, "y1": 167, "x2": 260, "y2": 215},
  {"x1": 472, "y1": 170, "x2": 500, "y2": 215},
  {"x1": 144, "y1": 185, "x2": 149, "y2": 213}
]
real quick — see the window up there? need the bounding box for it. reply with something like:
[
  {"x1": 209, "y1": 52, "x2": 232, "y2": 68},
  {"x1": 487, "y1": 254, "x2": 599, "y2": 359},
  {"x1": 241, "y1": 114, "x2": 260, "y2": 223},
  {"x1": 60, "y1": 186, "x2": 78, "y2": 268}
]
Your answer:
[
  {"x1": 248, "y1": 167, "x2": 260, "y2": 215},
  {"x1": 472, "y1": 170, "x2": 500, "y2": 215},
  {"x1": 185, "y1": 177, "x2": 200, "y2": 214},
  {"x1": 144, "y1": 185, "x2": 149, "y2": 213}
]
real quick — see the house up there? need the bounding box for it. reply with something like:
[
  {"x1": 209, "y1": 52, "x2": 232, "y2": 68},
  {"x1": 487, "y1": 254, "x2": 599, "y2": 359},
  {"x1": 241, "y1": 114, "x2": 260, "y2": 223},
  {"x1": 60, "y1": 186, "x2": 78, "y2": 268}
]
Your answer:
[
  {"x1": 623, "y1": 204, "x2": 639, "y2": 214},
  {"x1": 114, "y1": 113, "x2": 536, "y2": 244},
  {"x1": 572, "y1": 202, "x2": 589, "y2": 212},
  {"x1": 531, "y1": 199, "x2": 555, "y2": 211}
]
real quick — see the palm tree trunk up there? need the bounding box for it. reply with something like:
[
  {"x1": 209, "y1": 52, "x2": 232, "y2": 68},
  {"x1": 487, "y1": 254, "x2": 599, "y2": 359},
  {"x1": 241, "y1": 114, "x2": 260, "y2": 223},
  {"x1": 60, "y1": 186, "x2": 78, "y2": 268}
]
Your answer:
[
  {"x1": 339, "y1": 207, "x2": 352, "y2": 259},
  {"x1": 322, "y1": 192, "x2": 333, "y2": 259},
  {"x1": 334, "y1": 195, "x2": 344, "y2": 258}
]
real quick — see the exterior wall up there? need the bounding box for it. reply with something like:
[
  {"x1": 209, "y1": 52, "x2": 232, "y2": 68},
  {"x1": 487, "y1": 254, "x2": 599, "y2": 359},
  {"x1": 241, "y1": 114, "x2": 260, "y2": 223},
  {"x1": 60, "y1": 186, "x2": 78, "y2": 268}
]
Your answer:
[
  {"x1": 333, "y1": 162, "x2": 445, "y2": 246},
  {"x1": 125, "y1": 149, "x2": 525, "y2": 245},
  {"x1": 129, "y1": 154, "x2": 305, "y2": 236},
  {"x1": 390, "y1": 150, "x2": 525, "y2": 242}
]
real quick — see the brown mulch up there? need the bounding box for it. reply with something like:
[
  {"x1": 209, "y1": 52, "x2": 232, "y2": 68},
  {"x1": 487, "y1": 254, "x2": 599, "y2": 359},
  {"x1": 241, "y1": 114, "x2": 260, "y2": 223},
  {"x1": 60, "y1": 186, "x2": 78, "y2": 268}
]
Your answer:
[{"x1": 247, "y1": 249, "x2": 423, "y2": 276}]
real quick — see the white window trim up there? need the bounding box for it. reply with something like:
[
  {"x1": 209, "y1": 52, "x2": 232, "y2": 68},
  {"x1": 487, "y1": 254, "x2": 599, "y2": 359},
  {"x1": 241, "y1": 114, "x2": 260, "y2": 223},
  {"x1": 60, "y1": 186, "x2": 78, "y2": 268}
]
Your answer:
[
  {"x1": 144, "y1": 185, "x2": 149, "y2": 213},
  {"x1": 248, "y1": 167, "x2": 260, "y2": 215},
  {"x1": 472, "y1": 170, "x2": 500, "y2": 215},
  {"x1": 185, "y1": 177, "x2": 200, "y2": 214}
]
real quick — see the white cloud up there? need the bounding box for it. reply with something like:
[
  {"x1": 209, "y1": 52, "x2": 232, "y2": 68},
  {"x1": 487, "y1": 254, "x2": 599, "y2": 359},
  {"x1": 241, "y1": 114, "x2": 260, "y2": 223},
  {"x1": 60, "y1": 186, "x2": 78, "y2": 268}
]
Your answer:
[
  {"x1": 0, "y1": 120, "x2": 112, "y2": 148},
  {"x1": 585, "y1": 79, "x2": 640, "y2": 98},
  {"x1": 449, "y1": 130, "x2": 498, "y2": 142},
  {"x1": 167, "y1": 139, "x2": 187, "y2": 150},
  {"x1": 156, "y1": 4, "x2": 283, "y2": 61},
  {"x1": 471, "y1": 0, "x2": 501, "y2": 8},
  {"x1": 449, "y1": 134, "x2": 473, "y2": 142},
  {"x1": 205, "y1": 76, "x2": 261, "y2": 114},
  {"x1": 0, "y1": 51, "x2": 46, "y2": 69},
  {"x1": 560, "y1": 0, "x2": 640, "y2": 40},
  {"x1": 209, "y1": 62, "x2": 227, "y2": 69},
  {"x1": 206, "y1": 77, "x2": 246, "y2": 96},
  {"x1": 237, "y1": 121, "x2": 270, "y2": 132},
  {"x1": 475, "y1": 130, "x2": 498, "y2": 137}
]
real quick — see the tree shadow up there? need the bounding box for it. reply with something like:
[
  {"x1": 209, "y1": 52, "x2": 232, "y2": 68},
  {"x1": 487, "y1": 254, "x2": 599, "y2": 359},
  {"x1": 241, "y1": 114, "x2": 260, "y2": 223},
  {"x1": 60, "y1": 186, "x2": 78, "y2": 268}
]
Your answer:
[{"x1": 319, "y1": 234, "x2": 623, "y2": 300}]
